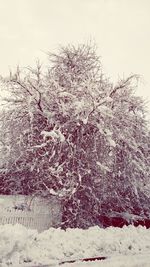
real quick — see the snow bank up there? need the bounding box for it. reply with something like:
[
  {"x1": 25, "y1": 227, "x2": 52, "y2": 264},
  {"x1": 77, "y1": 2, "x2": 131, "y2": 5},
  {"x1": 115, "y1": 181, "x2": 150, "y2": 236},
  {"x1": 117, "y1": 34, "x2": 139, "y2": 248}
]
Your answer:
[{"x1": 0, "y1": 224, "x2": 150, "y2": 266}]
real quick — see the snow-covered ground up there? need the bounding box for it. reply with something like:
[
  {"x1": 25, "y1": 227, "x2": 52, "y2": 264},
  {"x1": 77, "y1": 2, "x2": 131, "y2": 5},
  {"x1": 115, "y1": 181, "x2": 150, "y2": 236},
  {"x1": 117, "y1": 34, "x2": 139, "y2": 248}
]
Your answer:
[
  {"x1": 62, "y1": 254, "x2": 150, "y2": 267},
  {"x1": 0, "y1": 224, "x2": 150, "y2": 267}
]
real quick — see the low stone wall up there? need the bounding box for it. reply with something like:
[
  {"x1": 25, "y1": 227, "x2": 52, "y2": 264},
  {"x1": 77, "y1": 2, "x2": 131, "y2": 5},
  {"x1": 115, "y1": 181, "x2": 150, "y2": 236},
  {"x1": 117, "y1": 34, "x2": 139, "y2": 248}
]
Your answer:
[{"x1": 0, "y1": 195, "x2": 62, "y2": 232}]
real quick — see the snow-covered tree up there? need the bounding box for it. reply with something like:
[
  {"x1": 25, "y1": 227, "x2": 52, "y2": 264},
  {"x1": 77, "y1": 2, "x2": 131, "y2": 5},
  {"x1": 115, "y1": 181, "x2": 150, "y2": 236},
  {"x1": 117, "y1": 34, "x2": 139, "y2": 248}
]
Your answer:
[{"x1": 0, "y1": 44, "x2": 149, "y2": 228}]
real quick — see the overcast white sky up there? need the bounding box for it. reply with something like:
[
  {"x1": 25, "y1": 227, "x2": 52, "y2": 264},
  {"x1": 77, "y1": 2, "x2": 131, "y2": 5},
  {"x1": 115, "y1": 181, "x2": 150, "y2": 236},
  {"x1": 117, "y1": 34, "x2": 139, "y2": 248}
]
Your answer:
[{"x1": 0, "y1": 0, "x2": 150, "y2": 112}]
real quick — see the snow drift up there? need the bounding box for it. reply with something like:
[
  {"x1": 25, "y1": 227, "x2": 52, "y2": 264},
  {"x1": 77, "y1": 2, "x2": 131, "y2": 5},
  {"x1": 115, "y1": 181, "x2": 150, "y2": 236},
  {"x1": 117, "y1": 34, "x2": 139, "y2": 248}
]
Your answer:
[{"x1": 0, "y1": 224, "x2": 150, "y2": 266}]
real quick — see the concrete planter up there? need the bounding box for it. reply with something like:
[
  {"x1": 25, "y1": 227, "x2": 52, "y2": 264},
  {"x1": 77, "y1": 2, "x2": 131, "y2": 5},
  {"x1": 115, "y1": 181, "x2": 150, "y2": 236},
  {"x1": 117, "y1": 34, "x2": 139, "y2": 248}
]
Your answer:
[{"x1": 0, "y1": 195, "x2": 62, "y2": 232}]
